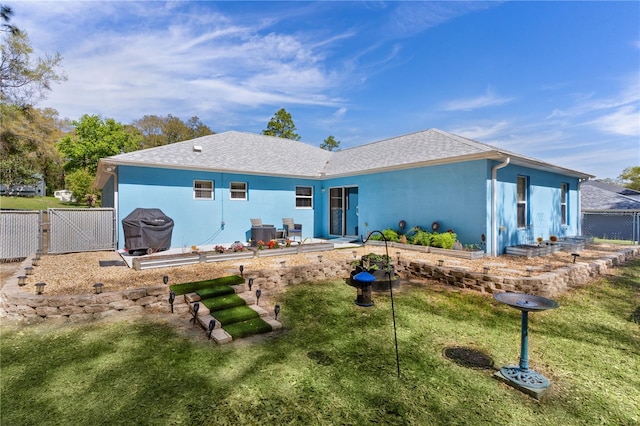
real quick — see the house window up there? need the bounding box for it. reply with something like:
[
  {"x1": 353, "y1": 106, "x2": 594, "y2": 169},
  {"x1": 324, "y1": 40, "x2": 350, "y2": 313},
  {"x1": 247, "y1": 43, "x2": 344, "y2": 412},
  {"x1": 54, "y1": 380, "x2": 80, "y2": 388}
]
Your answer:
[
  {"x1": 295, "y1": 186, "x2": 313, "y2": 208},
  {"x1": 517, "y1": 176, "x2": 528, "y2": 228},
  {"x1": 194, "y1": 180, "x2": 213, "y2": 199},
  {"x1": 230, "y1": 182, "x2": 247, "y2": 200},
  {"x1": 560, "y1": 183, "x2": 568, "y2": 225}
]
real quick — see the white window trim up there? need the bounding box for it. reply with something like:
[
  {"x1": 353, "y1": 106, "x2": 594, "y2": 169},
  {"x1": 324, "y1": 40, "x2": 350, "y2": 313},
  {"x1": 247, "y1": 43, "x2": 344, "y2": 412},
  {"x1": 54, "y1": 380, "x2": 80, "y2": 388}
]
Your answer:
[
  {"x1": 193, "y1": 180, "x2": 214, "y2": 200},
  {"x1": 561, "y1": 183, "x2": 568, "y2": 226},
  {"x1": 230, "y1": 181, "x2": 247, "y2": 201},
  {"x1": 517, "y1": 176, "x2": 528, "y2": 229},
  {"x1": 295, "y1": 186, "x2": 313, "y2": 209}
]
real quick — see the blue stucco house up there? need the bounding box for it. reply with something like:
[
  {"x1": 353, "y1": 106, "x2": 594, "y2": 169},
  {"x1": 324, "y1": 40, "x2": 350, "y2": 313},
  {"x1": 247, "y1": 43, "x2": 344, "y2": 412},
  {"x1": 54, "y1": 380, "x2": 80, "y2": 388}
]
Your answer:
[{"x1": 95, "y1": 129, "x2": 593, "y2": 256}]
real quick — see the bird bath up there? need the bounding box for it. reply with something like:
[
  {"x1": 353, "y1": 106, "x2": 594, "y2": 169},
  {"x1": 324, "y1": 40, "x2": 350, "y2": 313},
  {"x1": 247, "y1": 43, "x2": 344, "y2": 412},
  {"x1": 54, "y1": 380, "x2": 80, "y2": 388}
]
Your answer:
[{"x1": 493, "y1": 292, "x2": 559, "y2": 397}]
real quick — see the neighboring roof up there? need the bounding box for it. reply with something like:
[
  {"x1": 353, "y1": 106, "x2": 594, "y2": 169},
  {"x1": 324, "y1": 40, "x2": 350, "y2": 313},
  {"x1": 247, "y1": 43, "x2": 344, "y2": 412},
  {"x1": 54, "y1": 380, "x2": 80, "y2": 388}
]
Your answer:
[
  {"x1": 582, "y1": 180, "x2": 640, "y2": 198},
  {"x1": 581, "y1": 180, "x2": 640, "y2": 211},
  {"x1": 96, "y1": 128, "x2": 593, "y2": 188}
]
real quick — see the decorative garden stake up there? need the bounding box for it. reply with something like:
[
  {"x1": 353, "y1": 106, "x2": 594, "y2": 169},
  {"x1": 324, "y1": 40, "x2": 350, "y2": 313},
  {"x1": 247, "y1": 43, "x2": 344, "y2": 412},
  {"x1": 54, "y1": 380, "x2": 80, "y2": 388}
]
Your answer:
[
  {"x1": 35, "y1": 282, "x2": 46, "y2": 295},
  {"x1": 163, "y1": 275, "x2": 169, "y2": 285},
  {"x1": 93, "y1": 283, "x2": 104, "y2": 294},
  {"x1": 493, "y1": 292, "x2": 559, "y2": 399},
  {"x1": 483, "y1": 266, "x2": 491, "y2": 274},
  {"x1": 239, "y1": 265, "x2": 244, "y2": 277},
  {"x1": 571, "y1": 253, "x2": 580, "y2": 263},
  {"x1": 191, "y1": 302, "x2": 200, "y2": 325},
  {"x1": 255, "y1": 288, "x2": 262, "y2": 306},
  {"x1": 437, "y1": 259, "x2": 444, "y2": 267},
  {"x1": 169, "y1": 291, "x2": 176, "y2": 313},
  {"x1": 361, "y1": 230, "x2": 401, "y2": 378},
  {"x1": 274, "y1": 304, "x2": 281, "y2": 320},
  {"x1": 396, "y1": 251, "x2": 401, "y2": 265},
  {"x1": 248, "y1": 278, "x2": 254, "y2": 291},
  {"x1": 208, "y1": 319, "x2": 216, "y2": 340}
]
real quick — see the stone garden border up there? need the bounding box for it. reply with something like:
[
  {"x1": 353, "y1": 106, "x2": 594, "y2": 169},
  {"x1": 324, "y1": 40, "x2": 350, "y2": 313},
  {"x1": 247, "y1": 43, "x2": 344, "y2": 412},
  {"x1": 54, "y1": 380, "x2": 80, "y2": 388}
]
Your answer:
[{"x1": 2, "y1": 246, "x2": 638, "y2": 323}]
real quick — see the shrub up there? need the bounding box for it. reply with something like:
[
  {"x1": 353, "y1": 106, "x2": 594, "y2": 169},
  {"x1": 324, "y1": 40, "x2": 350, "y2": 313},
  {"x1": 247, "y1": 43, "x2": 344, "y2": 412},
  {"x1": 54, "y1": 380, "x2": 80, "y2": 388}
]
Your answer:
[
  {"x1": 431, "y1": 232, "x2": 457, "y2": 249},
  {"x1": 411, "y1": 230, "x2": 432, "y2": 246},
  {"x1": 369, "y1": 228, "x2": 399, "y2": 242}
]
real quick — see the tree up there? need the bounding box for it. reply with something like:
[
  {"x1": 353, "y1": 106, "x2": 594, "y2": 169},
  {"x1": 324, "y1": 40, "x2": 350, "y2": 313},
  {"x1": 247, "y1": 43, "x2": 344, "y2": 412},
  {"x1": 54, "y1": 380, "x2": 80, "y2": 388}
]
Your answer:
[
  {"x1": 619, "y1": 166, "x2": 640, "y2": 191},
  {"x1": 65, "y1": 168, "x2": 97, "y2": 206},
  {"x1": 320, "y1": 135, "x2": 340, "y2": 151},
  {"x1": 0, "y1": 5, "x2": 66, "y2": 107},
  {"x1": 0, "y1": 104, "x2": 65, "y2": 193},
  {"x1": 1, "y1": 5, "x2": 20, "y2": 35},
  {"x1": 131, "y1": 114, "x2": 214, "y2": 149},
  {"x1": 262, "y1": 108, "x2": 300, "y2": 140},
  {"x1": 58, "y1": 115, "x2": 141, "y2": 175}
]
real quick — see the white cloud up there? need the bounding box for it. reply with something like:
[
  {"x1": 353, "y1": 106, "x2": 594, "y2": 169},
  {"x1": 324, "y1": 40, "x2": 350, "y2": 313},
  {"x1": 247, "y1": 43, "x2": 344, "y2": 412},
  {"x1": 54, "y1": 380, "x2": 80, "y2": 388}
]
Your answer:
[
  {"x1": 450, "y1": 121, "x2": 510, "y2": 140},
  {"x1": 389, "y1": 2, "x2": 498, "y2": 37},
  {"x1": 444, "y1": 88, "x2": 515, "y2": 111},
  {"x1": 589, "y1": 105, "x2": 640, "y2": 136},
  {"x1": 543, "y1": 77, "x2": 640, "y2": 137},
  {"x1": 25, "y1": 2, "x2": 350, "y2": 122}
]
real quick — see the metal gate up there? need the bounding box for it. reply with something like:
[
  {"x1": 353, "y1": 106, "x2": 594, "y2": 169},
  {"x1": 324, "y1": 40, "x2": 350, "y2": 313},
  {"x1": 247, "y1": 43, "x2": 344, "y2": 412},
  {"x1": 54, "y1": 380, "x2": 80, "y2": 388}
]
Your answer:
[
  {"x1": 48, "y1": 208, "x2": 116, "y2": 254},
  {"x1": 0, "y1": 210, "x2": 42, "y2": 260}
]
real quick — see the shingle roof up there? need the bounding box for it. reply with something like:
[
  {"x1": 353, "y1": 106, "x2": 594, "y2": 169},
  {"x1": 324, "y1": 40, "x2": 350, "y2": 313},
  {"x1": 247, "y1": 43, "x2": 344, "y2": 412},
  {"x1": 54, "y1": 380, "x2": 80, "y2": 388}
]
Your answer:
[
  {"x1": 325, "y1": 129, "x2": 502, "y2": 176},
  {"x1": 96, "y1": 128, "x2": 592, "y2": 187},
  {"x1": 581, "y1": 181, "x2": 640, "y2": 211},
  {"x1": 105, "y1": 131, "x2": 333, "y2": 178}
]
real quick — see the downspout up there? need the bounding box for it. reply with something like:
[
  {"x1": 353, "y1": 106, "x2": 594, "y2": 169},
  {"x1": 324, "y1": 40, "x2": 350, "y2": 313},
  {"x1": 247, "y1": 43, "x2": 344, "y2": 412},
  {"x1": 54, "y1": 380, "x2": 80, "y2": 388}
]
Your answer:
[
  {"x1": 577, "y1": 178, "x2": 588, "y2": 237},
  {"x1": 491, "y1": 157, "x2": 510, "y2": 257}
]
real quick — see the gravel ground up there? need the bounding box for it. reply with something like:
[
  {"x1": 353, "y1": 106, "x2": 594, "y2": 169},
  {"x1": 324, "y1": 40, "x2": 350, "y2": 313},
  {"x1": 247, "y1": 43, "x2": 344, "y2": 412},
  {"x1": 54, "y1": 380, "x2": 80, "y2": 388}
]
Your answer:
[{"x1": 5, "y1": 243, "x2": 628, "y2": 296}]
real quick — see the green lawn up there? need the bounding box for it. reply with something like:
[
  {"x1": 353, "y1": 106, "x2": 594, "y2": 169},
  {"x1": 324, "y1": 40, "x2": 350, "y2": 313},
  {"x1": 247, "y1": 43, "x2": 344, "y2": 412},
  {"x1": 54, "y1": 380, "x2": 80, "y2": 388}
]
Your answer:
[
  {"x1": 1, "y1": 261, "x2": 639, "y2": 425},
  {"x1": 0, "y1": 195, "x2": 86, "y2": 210}
]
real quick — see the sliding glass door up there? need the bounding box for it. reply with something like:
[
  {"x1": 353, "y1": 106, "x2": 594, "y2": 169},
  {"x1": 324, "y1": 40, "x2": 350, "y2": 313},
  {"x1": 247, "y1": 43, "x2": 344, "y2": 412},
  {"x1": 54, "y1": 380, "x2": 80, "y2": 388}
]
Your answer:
[{"x1": 329, "y1": 186, "x2": 358, "y2": 237}]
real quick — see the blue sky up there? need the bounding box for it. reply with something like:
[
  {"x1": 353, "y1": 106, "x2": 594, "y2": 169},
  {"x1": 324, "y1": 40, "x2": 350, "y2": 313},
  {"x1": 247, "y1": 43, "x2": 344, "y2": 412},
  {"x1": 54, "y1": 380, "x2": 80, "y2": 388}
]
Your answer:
[{"x1": 9, "y1": 1, "x2": 640, "y2": 179}]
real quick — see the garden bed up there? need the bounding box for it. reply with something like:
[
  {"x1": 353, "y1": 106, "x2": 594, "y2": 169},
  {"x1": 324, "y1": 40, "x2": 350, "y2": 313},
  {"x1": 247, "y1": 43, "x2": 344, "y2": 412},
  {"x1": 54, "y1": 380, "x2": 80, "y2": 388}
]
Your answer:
[
  {"x1": 505, "y1": 244, "x2": 562, "y2": 258},
  {"x1": 366, "y1": 240, "x2": 485, "y2": 259}
]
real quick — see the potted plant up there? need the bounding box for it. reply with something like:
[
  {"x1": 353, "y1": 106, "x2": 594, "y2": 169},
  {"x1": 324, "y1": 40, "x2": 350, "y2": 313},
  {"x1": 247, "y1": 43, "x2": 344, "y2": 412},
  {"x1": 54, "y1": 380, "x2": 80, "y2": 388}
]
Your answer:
[{"x1": 349, "y1": 252, "x2": 400, "y2": 291}]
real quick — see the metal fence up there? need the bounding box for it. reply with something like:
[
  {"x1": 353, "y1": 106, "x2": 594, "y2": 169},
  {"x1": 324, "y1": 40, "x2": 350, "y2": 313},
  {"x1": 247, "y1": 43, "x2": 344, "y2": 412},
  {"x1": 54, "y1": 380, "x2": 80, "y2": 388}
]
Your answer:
[
  {"x1": 0, "y1": 211, "x2": 42, "y2": 260},
  {"x1": 0, "y1": 208, "x2": 116, "y2": 260},
  {"x1": 582, "y1": 211, "x2": 640, "y2": 243},
  {"x1": 48, "y1": 208, "x2": 117, "y2": 254}
]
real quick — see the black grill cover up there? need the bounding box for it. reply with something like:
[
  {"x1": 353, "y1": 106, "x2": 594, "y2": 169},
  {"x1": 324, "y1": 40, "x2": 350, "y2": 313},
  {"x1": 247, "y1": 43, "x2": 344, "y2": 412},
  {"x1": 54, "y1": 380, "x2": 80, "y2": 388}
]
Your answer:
[{"x1": 122, "y1": 208, "x2": 174, "y2": 253}]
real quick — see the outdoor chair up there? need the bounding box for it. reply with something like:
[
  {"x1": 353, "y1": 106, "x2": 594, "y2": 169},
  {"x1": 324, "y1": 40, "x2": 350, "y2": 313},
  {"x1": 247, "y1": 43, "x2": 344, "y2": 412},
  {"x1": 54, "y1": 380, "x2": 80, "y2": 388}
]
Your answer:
[
  {"x1": 250, "y1": 218, "x2": 276, "y2": 246},
  {"x1": 282, "y1": 218, "x2": 302, "y2": 242}
]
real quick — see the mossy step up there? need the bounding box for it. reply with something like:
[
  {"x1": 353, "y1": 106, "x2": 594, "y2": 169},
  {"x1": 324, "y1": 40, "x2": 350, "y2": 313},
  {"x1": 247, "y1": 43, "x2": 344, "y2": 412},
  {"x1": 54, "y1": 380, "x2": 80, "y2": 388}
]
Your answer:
[
  {"x1": 211, "y1": 305, "x2": 260, "y2": 326},
  {"x1": 196, "y1": 285, "x2": 235, "y2": 299},
  {"x1": 223, "y1": 317, "x2": 273, "y2": 340},
  {"x1": 169, "y1": 275, "x2": 245, "y2": 295},
  {"x1": 201, "y1": 293, "x2": 247, "y2": 312}
]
